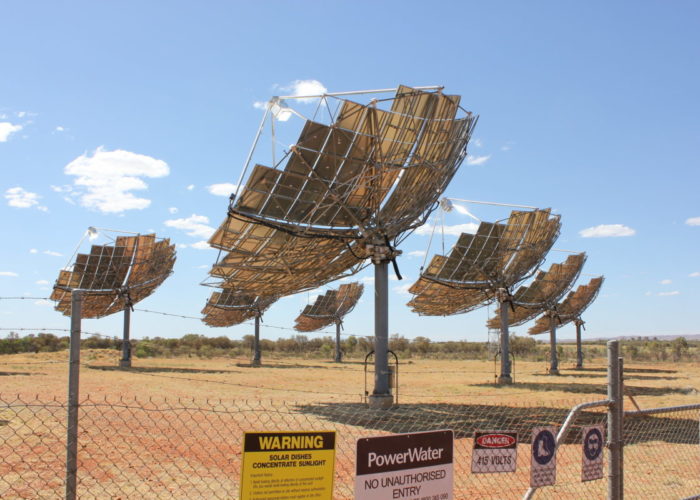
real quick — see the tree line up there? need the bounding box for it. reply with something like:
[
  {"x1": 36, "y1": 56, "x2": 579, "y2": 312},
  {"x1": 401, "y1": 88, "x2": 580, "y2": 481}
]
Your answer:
[{"x1": 2, "y1": 331, "x2": 698, "y2": 362}]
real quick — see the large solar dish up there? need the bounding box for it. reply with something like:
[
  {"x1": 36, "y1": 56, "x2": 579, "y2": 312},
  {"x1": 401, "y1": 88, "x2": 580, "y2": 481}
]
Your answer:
[
  {"x1": 51, "y1": 232, "x2": 176, "y2": 318},
  {"x1": 205, "y1": 85, "x2": 477, "y2": 406},
  {"x1": 50, "y1": 230, "x2": 176, "y2": 367},
  {"x1": 407, "y1": 208, "x2": 561, "y2": 383},
  {"x1": 294, "y1": 282, "x2": 364, "y2": 362}
]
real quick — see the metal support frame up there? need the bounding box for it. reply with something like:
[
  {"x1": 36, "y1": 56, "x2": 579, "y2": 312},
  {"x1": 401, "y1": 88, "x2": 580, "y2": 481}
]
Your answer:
[
  {"x1": 66, "y1": 291, "x2": 82, "y2": 500},
  {"x1": 252, "y1": 313, "x2": 262, "y2": 367},
  {"x1": 368, "y1": 254, "x2": 393, "y2": 409},
  {"x1": 608, "y1": 340, "x2": 624, "y2": 500},
  {"x1": 119, "y1": 306, "x2": 132, "y2": 368},
  {"x1": 334, "y1": 320, "x2": 342, "y2": 363},
  {"x1": 548, "y1": 313, "x2": 560, "y2": 375},
  {"x1": 497, "y1": 288, "x2": 513, "y2": 384},
  {"x1": 575, "y1": 319, "x2": 584, "y2": 369}
]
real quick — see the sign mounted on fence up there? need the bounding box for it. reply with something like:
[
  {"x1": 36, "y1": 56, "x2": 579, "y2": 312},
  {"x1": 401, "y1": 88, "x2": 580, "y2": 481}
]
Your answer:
[
  {"x1": 530, "y1": 426, "x2": 557, "y2": 487},
  {"x1": 471, "y1": 431, "x2": 518, "y2": 473},
  {"x1": 581, "y1": 425, "x2": 604, "y2": 481},
  {"x1": 355, "y1": 430, "x2": 453, "y2": 500},
  {"x1": 240, "y1": 431, "x2": 335, "y2": 500}
]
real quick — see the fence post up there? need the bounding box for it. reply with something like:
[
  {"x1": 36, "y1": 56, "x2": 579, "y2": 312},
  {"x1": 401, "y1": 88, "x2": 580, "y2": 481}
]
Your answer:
[
  {"x1": 66, "y1": 291, "x2": 82, "y2": 500},
  {"x1": 607, "y1": 340, "x2": 623, "y2": 499}
]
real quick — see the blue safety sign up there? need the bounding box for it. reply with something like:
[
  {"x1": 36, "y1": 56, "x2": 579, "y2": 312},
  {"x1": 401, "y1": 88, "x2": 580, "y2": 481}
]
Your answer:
[
  {"x1": 530, "y1": 426, "x2": 557, "y2": 487},
  {"x1": 532, "y1": 429, "x2": 555, "y2": 465}
]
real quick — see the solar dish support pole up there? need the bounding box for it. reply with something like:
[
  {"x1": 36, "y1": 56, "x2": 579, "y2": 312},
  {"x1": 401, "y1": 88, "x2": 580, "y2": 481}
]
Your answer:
[
  {"x1": 548, "y1": 312, "x2": 559, "y2": 375},
  {"x1": 335, "y1": 320, "x2": 342, "y2": 363},
  {"x1": 368, "y1": 243, "x2": 394, "y2": 409},
  {"x1": 66, "y1": 291, "x2": 82, "y2": 500},
  {"x1": 607, "y1": 340, "x2": 623, "y2": 500},
  {"x1": 497, "y1": 288, "x2": 513, "y2": 384},
  {"x1": 252, "y1": 312, "x2": 261, "y2": 367},
  {"x1": 120, "y1": 305, "x2": 131, "y2": 368},
  {"x1": 575, "y1": 319, "x2": 584, "y2": 369}
]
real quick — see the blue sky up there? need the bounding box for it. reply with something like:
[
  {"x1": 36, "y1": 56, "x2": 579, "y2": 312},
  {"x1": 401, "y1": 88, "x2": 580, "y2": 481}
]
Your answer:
[{"x1": 1, "y1": 1, "x2": 698, "y2": 343}]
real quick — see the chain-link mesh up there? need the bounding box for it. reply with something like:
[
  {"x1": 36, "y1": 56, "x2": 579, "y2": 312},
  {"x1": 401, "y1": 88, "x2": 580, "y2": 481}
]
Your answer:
[
  {"x1": 624, "y1": 405, "x2": 700, "y2": 499},
  {"x1": 0, "y1": 393, "x2": 623, "y2": 499}
]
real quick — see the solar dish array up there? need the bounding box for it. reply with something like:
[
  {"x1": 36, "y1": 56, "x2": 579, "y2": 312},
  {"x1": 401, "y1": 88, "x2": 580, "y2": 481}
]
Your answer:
[
  {"x1": 407, "y1": 209, "x2": 561, "y2": 316},
  {"x1": 485, "y1": 252, "x2": 586, "y2": 328},
  {"x1": 528, "y1": 276, "x2": 605, "y2": 334},
  {"x1": 205, "y1": 85, "x2": 477, "y2": 297},
  {"x1": 50, "y1": 234, "x2": 176, "y2": 319},
  {"x1": 201, "y1": 290, "x2": 276, "y2": 327},
  {"x1": 294, "y1": 282, "x2": 364, "y2": 332}
]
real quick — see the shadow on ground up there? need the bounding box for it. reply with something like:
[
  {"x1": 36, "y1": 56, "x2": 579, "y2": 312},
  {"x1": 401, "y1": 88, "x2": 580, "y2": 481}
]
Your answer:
[
  {"x1": 0, "y1": 371, "x2": 34, "y2": 376},
  {"x1": 572, "y1": 367, "x2": 677, "y2": 374},
  {"x1": 554, "y1": 372, "x2": 683, "y2": 381},
  {"x1": 297, "y1": 402, "x2": 699, "y2": 445},
  {"x1": 234, "y1": 362, "x2": 334, "y2": 369},
  {"x1": 87, "y1": 365, "x2": 240, "y2": 375},
  {"x1": 472, "y1": 382, "x2": 694, "y2": 396}
]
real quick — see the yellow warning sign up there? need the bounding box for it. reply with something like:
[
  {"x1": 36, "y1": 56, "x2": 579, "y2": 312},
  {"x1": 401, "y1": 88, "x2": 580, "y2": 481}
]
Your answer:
[{"x1": 240, "y1": 431, "x2": 335, "y2": 500}]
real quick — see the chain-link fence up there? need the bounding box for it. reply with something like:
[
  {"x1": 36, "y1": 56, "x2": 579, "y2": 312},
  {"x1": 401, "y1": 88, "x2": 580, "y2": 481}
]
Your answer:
[
  {"x1": 624, "y1": 404, "x2": 700, "y2": 499},
  {"x1": 2, "y1": 342, "x2": 700, "y2": 499},
  {"x1": 0, "y1": 393, "x2": 610, "y2": 499}
]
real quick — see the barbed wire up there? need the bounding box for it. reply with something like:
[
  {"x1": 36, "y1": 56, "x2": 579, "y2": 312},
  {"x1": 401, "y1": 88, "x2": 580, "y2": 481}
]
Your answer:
[{"x1": 0, "y1": 296, "x2": 50, "y2": 300}]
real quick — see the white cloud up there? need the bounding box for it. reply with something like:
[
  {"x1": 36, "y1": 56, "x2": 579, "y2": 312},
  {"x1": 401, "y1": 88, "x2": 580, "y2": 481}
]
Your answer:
[
  {"x1": 0, "y1": 122, "x2": 22, "y2": 142},
  {"x1": 64, "y1": 147, "x2": 169, "y2": 213},
  {"x1": 686, "y1": 217, "x2": 700, "y2": 226},
  {"x1": 29, "y1": 249, "x2": 38, "y2": 254},
  {"x1": 466, "y1": 154, "x2": 491, "y2": 166},
  {"x1": 164, "y1": 214, "x2": 215, "y2": 239},
  {"x1": 472, "y1": 138, "x2": 483, "y2": 147},
  {"x1": 415, "y1": 222, "x2": 479, "y2": 236},
  {"x1": 0, "y1": 271, "x2": 19, "y2": 277},
  {"x1": 5, "y1": 187, "x2": 42, "y2": 209},
  {"x1": 658, "y1": 291, "x2": 680, "y2": 296},
  {"x1": 168, "y1": 207, "x2": 178, "y2": 214},
  {"x1": 279, "y1": 79, "x2": 328, "y2": 103},
  {"x1": 34, "y1": 299, "x2": 51, "y2": 306},
  {"x1": 16, "y1": 111, "x2": 27, "y2": 118},
  {"x1": 186, "y1": 184, "x2": 195, "y2": 191},
  {"x1": 207, "y1": 183, "x2": 238, "y2": 197},
  {"x1": 35, "y1": 280, "x2": 49, "y2": 285},
  {"x1": 407, "y1": 250, "x2": 426, "y2": 258},
  {"x1": 360, "y1": 276, "x2": 375, "y2": 283},
  {"x1": 55, "y1": 126, "x2": 65, "y2": 132},
  {"x1": 644, "y1": 291, "x2": 652, "y2": 296},
  {"x1": 660, "y1": 279, "x2": 672, "y2": 285},
  {"x1": 43, "y1": 250, "x2": 63, "y2": 257},
  {"x1": 579, "y1": 224, "x2": 636, "y2": 238},
  {"x1": 393, "y1": 283, "x2": 413, "y2": 295},
  {"x1": 190, "y1": 240, "x2": 213, "y2": 250},
  {"x1": 690, "y1": 272, "x2": 700, "y2": 278}
]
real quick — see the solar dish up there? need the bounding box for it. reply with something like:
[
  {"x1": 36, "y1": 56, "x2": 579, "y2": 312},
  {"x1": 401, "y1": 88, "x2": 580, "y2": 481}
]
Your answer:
[
  {"x1": 407, "y1": 208, "x2": 561, "y2": 383},
  {"x1": 486, "y1": 253, "x2": 586, "y2": 329},
  {"x1": 201, "y1": 289, "x2": 276, "y2": 366},
  {"x1": 205, "y1": 85, "x2": 477, "y2": 407},
  {"x1": 528, "y1": 276, "x2": 604, "y2": 370},
  {"x1": 294, "y1": 282, "x2": 364, "y2": 362},
  {"x1": 201, "y1": 290, "x2": 276, "y2": 327},
  {"x1": 50, "y1": 230, "x2": 176, "y2": 367}
]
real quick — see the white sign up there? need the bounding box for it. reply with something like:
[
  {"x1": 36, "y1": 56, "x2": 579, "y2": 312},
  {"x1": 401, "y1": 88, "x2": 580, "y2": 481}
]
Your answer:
[
  {"x1": 355, "y1": 430, "x2": 453, "y2": 500},
  {"x1": 471, "y1": 431, "x2": 518, "y2": 473},
  {"x1": 530, "y1": 426, "x2": 557, "y2": 487},
  {"x1": 581, "y1": 425, "x2": 605, "y2": 481}
]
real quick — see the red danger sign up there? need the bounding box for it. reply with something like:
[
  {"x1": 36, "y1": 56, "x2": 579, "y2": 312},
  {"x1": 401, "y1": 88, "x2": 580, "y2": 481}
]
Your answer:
[
  {"x1": 475, "y1": 433, "x2": 517, "y2": 449},
  {"x1": 472, "y1": 431, "x2": 518, "y2": 473}
]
